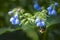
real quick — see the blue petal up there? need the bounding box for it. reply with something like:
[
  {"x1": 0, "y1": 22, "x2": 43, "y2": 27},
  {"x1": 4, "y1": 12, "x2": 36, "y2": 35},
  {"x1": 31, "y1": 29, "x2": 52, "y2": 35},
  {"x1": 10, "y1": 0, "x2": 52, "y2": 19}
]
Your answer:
[
  {"x1": 11, "y1": 19, "x2": 20, "y2": 25},
  {"x1": 11, "y1": 19, "x2": 16, "y2": 25},
  {"x1": 48, "y1": 11, "x2": 52, "y2": 15},
  {"x1": 51, "y1": 9, "x2": 56, "y2": 15},
  {"x1": 48, "y1": 9, "x2": 56, "y2": 16},
  {"x1": 55, "y1": 2, "x2": 58, "y2": 7},
  {"x1": 37, "y1": 7, "x2": 41, "y2": 11},
  {"x1": 34, "y1": 3, "x2": 41, "y2": 11},
  {"x1": 10, "y1": 17, "x2": 15, "y2": 22},
  {"x1": 37, "y1": 20, "x2": 45, "y2": 27},
  {"x1": 15, "y1": 19, "x2": 20, "y2": 24},
  {"x1": 47, "y1": 5, "x2": 53, "y2": 11},
  {"x1": 10, "y1": 17, "x2": 20, "y2": 25}
]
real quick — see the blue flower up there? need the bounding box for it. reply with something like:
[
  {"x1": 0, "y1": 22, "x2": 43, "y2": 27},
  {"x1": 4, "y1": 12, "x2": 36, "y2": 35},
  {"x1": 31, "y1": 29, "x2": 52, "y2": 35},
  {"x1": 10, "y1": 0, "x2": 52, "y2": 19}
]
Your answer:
[
  {"x1": 36, "y1": 20, "x2": 45, "y2": 27},
  {"x1": 54, "y1": 2, "x2": 58, "y2": 7},
  {"x1": 10, "y1": 17, "x2": 20, "y2": 25},
  {"x1": 12, "y1": 18, "x2": 20, "y2": 25},
  {"x1": 35, "y1": 16, "x2": 45, "y2": 27},
  {"x1": 48, "y1": 9, "x2": 56, "y2": 16},
  {"x1": 47, "y1": 5, "x2": 53, "y2": 11},
  {"x1": 51, "y1": 9, "x2": 56, "y2": 15},
  {"x1": 10, "y1": 17, "x2": 14, "y2": 22},
  {"x1": 48, "y1": 11, "x2": 51, "y2": 15},
  {"x1": 34, "y1": 3, "x2": 41, "y2": 11}
]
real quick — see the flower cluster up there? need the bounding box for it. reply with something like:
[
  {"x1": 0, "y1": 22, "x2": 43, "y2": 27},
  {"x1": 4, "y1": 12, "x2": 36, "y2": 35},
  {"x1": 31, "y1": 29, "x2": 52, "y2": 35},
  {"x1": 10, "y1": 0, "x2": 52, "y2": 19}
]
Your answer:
[
  {"x1": 8, "y1": 1, "x2": 59, "y2": 33},
  {"x1": 33, "y1": 1, "x2": 58, "y2": 32},
  {"x1": 10, "y1": 14, "x2": 20, "y2": 25},
  {"x1": 34, "y1": 2, "x2": 41, "y2": 11},
  {"x1": 47, "y1": 2, "x2": 58, "y2": 16},
  {"x1": 47, "y1": 5, "x2": 56, "y2": 16},
  {"x1": 35, "y1": 17, "x2": 45, "y2": 27},
  {"x1": 54, "y1": 2, "x2": 58, "y2": 7},
  {"x1": 8, "y1": 10, "x2": 20, "y2": 25}
]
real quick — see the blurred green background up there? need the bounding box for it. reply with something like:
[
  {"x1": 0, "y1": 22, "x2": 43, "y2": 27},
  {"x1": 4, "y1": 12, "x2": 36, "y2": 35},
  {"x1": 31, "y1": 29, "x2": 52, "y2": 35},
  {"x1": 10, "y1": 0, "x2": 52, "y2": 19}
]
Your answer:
[{"x1": 0, "y1": 0, "x2": 60, "y2": 40}]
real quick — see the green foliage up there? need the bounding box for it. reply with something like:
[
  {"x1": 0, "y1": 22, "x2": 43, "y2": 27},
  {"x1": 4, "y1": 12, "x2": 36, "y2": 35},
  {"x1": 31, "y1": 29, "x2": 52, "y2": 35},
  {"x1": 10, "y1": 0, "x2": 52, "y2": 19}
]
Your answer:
[{"x1": 0, "y1": 0, "x2": 60, "y2": 40}]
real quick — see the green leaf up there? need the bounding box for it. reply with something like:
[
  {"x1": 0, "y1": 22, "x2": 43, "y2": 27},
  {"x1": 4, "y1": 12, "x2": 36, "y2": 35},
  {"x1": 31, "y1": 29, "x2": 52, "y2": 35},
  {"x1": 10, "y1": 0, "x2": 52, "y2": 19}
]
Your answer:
[
  {"x1": 46, "y1": 15, "x2": 60, "y2": 27},
  {"x1": 21, "y1": 24, "x2": 39, "y2": 40},
  {"x1": 0, "y1": 27, "x2": 16, "y2": 35}
]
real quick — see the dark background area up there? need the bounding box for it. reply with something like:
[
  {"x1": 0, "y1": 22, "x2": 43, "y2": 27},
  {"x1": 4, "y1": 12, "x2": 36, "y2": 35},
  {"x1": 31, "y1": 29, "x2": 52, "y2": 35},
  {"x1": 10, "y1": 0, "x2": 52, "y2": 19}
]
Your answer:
[{"x1": 0, "y1": 30, "x2": 31, "y2": 40}]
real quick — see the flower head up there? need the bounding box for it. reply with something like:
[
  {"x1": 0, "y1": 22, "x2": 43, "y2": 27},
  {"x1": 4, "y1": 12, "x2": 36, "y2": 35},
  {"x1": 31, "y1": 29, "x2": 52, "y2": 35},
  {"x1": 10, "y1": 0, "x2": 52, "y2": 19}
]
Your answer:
[
  {"x1": 47, "y1": 5, "x2": 53, "y2": 11},
  {"x1": 10, "y1": 16, "x2": 20, "y2": 25},
  {"x1": 36, "y1": 20, "x2": 45, "y2": 27},
  {"x1": 54, "y1": 2, "x2": 58, "y2": 7},
  {"x1": 51, "y1": 9, "x2": 56, "y2": 15},
  {"x1": 48, "y1": 9, "x2": 56, "y2": 16},
  {"x1": 12, "y1": 18, "x2": 20, "y2": 25},
  {"x1": 34, "y1": 3, "x2": 41, "y2": 11}
]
